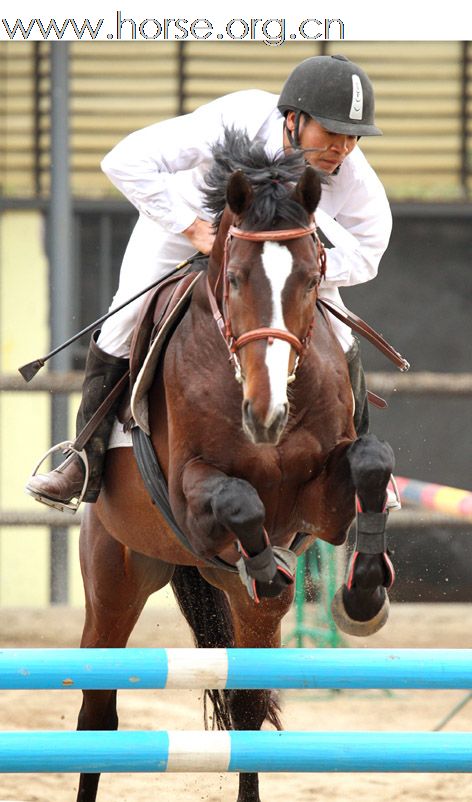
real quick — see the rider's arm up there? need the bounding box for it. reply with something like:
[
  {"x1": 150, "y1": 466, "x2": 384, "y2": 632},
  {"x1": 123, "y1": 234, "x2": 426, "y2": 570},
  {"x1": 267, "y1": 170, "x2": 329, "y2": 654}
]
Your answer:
[
  {"x1": 317, "y1": 148, "x2": 392, "y2": 288},
  {"x1": 101, "y1": 114, "x2": 213, "y2": 234},
  {"x1": 101, "y1": 90, "x2": 278, "y2": 236},
  {"x1": 182, "y1": 218, "x2": 215, "y2": 254}
]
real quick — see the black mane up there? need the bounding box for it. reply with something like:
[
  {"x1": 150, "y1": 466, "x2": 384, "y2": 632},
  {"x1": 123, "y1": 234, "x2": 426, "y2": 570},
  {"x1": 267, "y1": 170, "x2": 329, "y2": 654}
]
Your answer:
[{"x1": 203, "y1": 127, "x2": 313, "y2": 231}]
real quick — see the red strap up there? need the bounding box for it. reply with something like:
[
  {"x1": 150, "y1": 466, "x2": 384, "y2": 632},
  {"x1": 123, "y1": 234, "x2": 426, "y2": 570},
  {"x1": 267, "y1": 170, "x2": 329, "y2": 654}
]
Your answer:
[
  {"x1": 234, "y1": 327, "x2": 304, "y2": 355},
  {"x1": 367, "y1": 390, "x2": 388, "y2": 409},
  {"x1": 228, "y1": 223, "x2": 317, "y2": 241},
  {"x1": 319, "y1": 297, "x2": 410, "y2": 372}
]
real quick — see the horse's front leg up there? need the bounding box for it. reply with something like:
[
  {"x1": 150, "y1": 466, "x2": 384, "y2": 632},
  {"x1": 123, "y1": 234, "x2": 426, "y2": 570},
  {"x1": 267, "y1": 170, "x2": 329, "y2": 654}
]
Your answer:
[
  {"x1": 180, "y1": 460, "x2": 294, "y2": 600},
  {"x1": 331, "y1": 433, "x2": 396, "y2": 636}
]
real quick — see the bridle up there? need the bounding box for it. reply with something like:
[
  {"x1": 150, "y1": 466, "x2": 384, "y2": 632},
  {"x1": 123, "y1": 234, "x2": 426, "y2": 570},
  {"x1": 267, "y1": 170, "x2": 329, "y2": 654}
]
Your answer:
[{"x1": 206, "y1": 220, "x2": 326, "y2": 384}]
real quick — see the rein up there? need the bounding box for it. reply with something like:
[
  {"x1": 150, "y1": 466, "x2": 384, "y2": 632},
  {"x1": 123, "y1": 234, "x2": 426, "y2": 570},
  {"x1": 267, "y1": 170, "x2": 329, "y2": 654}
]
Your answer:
[{"x1": 206, "y1": 220, "x2": 326, "y2": 384}]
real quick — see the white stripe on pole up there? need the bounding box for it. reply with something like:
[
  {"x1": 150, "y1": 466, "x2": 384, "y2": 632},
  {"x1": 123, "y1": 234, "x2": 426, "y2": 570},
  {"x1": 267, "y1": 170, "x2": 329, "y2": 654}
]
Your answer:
[
  {"x1": 166, "y1": 648, "x2": 228, "y2": 689},
  {"x1": 167, "y1": 731, "x2": 231, "y2": 772}
]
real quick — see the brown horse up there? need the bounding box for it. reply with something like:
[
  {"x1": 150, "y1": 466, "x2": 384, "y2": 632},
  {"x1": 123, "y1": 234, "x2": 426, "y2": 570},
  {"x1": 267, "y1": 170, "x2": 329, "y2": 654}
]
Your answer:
[{"x1": 76, "y1": 130, "x2": 395, "y2": 802}]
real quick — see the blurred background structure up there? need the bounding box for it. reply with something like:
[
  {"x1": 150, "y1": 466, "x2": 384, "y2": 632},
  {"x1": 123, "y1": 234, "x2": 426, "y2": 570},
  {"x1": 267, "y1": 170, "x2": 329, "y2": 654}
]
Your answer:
[{"x1": 1, "y1": 41, "x2": 471, "y2": 608}]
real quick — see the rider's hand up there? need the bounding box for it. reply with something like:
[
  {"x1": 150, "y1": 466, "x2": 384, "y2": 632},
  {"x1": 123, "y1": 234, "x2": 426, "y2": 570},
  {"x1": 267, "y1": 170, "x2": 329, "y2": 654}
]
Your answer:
[{"x1": 183, "y1": 218, "x2": 215, "y2": 255}]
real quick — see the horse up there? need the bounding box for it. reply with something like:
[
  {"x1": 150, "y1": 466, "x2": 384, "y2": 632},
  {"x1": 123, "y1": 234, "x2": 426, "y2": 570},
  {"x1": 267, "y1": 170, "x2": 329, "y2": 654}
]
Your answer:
[{"x1": 75, "y1": 128, "x2": 395, "y2": 802}]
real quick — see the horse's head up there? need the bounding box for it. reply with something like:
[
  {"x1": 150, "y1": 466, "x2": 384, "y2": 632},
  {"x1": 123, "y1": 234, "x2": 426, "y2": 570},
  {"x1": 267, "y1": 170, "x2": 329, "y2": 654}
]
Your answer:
[{"x1": 219, "y1": 163, "x2": 325, "y2": 446}]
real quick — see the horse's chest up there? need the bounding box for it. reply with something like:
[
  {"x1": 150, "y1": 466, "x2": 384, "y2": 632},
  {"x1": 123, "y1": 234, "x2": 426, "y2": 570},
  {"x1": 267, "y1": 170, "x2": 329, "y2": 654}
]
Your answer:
[{"x1": 231, "y1": 438, "x2": 325, "y2": 494}]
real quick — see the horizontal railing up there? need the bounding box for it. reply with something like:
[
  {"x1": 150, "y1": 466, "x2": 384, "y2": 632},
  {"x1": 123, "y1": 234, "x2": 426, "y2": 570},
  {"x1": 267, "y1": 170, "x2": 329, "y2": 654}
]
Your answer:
[
  {"x1": 0, "y1": 508, "x2": 466, "y2": 529},
  {"x1": 3, "y1": 371, "x2": 472, "y2": 395},
  {"x1": 1, "y1": 371, "x2": 471, "y2": 530},
  {"x1": 1, "y1": 647, "x2": 471, "y2": 689}
]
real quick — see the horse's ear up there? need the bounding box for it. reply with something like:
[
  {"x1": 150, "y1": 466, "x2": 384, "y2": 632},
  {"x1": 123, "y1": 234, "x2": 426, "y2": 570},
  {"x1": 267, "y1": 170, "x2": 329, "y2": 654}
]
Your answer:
[
  {"x1": 226, "y1": 170, "x2": 254, "y2": 216},
  {"x1": 293, "y1": 166, "x2": 322, "y2": 215}
]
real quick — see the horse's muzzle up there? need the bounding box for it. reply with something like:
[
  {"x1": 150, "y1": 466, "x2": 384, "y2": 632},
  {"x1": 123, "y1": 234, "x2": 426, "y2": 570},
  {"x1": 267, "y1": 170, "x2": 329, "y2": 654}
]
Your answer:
[{"x1": 242, "y1": 399, "x2": 289, "y2": 445}]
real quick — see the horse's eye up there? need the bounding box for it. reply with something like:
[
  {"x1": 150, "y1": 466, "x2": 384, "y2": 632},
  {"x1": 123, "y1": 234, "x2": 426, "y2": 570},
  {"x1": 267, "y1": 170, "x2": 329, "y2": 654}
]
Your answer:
[
  {"x1": 306, "y1": 275, "x2": 320, "y2": 292},
  {"x1": 228, "y1": 273, "x2": 239, "y2": 289}
]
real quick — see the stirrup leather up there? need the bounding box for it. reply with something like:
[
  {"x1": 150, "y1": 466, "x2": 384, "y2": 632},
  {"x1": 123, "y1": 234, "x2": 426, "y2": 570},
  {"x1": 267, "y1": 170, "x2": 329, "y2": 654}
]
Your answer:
[{"x1": 26, "y1": 441, "x2": 89, "y2": 514}]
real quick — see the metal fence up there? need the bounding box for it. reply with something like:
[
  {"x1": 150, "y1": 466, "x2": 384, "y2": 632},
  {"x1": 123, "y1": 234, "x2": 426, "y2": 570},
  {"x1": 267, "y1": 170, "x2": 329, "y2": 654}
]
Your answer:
[{"x1": 3, "y1": 40, "x2": 472, "y2": 199}]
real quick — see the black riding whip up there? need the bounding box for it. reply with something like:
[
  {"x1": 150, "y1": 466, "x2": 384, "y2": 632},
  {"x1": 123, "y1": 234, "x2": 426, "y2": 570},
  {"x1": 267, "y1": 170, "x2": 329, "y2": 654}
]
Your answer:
[{"x1": 18, "y1": 253, "x2": 201, "y2": 382}]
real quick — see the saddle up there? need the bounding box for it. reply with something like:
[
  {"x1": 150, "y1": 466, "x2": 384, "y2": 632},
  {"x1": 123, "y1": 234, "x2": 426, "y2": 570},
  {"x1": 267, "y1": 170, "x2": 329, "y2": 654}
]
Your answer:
[{"x1": 126, "y1": 264, "x2": 204, "y2": 434}]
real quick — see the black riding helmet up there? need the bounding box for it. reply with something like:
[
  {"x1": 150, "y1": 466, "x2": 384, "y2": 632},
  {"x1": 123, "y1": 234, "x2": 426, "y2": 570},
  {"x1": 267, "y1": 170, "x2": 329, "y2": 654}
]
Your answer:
[{"x1": 278, "y1": 54, "x2": 382, "y2": 143}]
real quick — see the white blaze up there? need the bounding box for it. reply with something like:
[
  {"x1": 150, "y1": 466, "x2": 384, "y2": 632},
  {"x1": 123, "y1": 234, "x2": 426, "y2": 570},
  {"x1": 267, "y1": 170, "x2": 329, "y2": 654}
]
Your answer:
[{"x1": 260, "y1": 241, "x2": 293, "y2": 424}]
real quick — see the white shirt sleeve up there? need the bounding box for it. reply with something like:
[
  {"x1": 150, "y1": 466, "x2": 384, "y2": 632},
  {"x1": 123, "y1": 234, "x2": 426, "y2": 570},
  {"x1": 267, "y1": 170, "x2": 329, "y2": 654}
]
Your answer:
[
  {"x1": 317, "y1": 150, "x2": 392, "y2": 288},
  {"x1": 101, "y1": 115, "x2": 215, "y2": 234},
  {"x1": 100, "y1": 91, "x2": 278, "y2": 235}
]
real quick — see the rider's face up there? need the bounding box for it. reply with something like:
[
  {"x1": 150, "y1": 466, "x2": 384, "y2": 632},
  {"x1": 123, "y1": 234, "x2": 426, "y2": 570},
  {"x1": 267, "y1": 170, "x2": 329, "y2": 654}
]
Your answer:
[{"x1": 285, "y1": 111, "x2": 358, "y2": 174}]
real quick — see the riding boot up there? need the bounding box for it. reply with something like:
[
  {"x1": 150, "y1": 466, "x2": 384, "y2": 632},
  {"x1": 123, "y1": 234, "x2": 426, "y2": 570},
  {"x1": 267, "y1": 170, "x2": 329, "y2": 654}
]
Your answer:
[
  {"x1": 26, "y1": 332, "x2": 128, "y2": 508},
  {"x1": 345, "y1": 336, "x2": 401, "y2": 511},
  {"x1": 345, "y1": 335, "x2": 369, "y2": 437}
]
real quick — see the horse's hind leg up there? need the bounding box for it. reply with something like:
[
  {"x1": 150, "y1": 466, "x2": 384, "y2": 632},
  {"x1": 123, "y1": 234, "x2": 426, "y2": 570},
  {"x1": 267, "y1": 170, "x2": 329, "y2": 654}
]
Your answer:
[
  {"x1": 199, "y1": 568, "x2": 295, "y2": 802},
  {"x1": 76, "y1": 506, "x2": 174, "y2": 802},
  {"x1": 331, "y1": 433, "x2": 395, "y2": 637}
]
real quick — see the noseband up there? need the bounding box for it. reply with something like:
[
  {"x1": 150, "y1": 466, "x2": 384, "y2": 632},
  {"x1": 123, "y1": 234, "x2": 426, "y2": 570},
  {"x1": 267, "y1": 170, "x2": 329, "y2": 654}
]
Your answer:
[{"x1": 206, "y1": 221, "x2": 326, "y2": 384}]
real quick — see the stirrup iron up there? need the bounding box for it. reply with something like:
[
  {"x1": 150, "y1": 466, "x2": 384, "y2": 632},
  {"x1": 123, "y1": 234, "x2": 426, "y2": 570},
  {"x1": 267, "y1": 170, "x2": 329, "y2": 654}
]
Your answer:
[{"x1": 26, "y1": 441, "x2": 89, "y2": 514}]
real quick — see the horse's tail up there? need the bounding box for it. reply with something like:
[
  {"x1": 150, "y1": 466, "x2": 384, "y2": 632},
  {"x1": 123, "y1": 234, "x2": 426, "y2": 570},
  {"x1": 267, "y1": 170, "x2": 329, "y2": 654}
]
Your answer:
[
  {"x1": 170, "y1": 565, "x2": 282, "y2": 732},
  {"x1": 170, "y1": 565, "x2": 234, "y2": 730}
]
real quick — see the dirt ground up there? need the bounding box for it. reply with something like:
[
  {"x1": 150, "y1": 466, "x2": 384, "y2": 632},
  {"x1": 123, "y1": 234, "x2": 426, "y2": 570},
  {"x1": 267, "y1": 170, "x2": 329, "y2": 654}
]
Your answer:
[{"x1": 1, "y1": 601, "x2": 471, "y2": 802}]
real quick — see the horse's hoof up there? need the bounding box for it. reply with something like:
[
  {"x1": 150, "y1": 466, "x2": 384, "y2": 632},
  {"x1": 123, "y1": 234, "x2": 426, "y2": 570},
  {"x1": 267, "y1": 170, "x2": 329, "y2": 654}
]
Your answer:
[
  {"x1": 331, "y1": 584, "x2": 390, "y2": 636},
  {"x1": 256, "y1": 569, "x2": 293, "y2": 600}
]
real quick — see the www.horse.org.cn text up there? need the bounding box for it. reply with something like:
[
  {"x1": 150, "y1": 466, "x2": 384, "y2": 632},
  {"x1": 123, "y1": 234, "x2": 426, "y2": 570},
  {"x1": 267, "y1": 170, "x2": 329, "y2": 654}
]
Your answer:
[{"x1": 1, "y1": 14, "x2": 346, "y2": 43}]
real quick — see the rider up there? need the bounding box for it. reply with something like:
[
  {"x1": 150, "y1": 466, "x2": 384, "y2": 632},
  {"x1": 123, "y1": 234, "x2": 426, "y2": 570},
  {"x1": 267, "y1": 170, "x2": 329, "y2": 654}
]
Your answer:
[{"x1": 26, "y1": 54, "x2": 394, "y2": 511}]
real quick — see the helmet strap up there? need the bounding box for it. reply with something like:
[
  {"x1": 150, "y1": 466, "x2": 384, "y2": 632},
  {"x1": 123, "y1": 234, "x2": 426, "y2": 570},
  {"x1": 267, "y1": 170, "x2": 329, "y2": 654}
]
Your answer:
[{"x1": 284, "y1": 112, "x2": 355, "y2": 176}]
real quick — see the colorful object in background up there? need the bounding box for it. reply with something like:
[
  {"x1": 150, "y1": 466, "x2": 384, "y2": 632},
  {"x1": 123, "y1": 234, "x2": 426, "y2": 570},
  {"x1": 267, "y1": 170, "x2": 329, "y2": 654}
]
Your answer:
[{"x1": 396, "y1": 477, "x2": 472, "y2": 521}]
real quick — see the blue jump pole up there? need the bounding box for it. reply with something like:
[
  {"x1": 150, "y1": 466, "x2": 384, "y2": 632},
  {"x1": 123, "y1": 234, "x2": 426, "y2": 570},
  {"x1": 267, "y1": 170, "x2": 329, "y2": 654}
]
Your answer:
[
  {"x1": 0, "y1": 648, "x2": 471, "y2": 690},
  {"x1": 0, "y1": 731, "x2": 471, "y2": 774}
]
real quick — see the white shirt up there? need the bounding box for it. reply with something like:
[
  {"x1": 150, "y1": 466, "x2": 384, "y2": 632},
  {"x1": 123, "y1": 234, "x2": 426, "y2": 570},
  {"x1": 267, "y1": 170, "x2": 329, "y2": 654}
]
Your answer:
[{"x1": 101, "y1": 89, "x2": 392, "y2": 352}]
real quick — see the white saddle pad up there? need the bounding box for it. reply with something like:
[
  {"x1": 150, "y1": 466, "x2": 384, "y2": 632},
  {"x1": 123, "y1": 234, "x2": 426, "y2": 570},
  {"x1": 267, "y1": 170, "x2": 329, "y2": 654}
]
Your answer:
[{"x1": 108, "y1": 418, "x2": 132, "y2": 449}]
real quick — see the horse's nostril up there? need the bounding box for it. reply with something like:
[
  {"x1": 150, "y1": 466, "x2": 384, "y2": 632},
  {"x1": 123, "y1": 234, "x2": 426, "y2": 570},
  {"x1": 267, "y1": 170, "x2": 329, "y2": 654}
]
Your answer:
[
  {"x1": 242, "y1": 399, "x2": 289, "y2": 446},
  {"x1": 270, "y1": 403, "x2": 289, "y2": 436}
]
